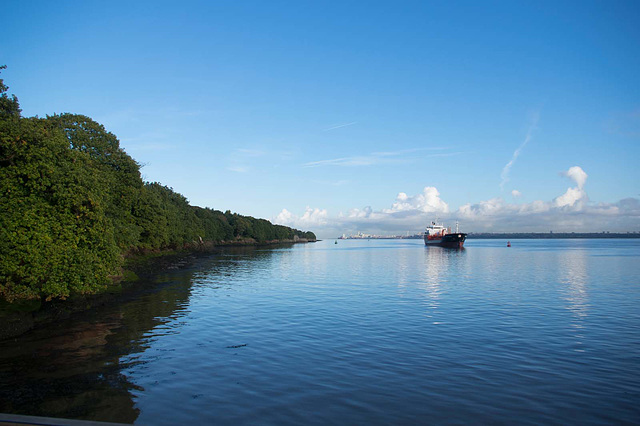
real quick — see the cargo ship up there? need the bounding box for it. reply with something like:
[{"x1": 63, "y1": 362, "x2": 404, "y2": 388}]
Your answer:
[{"x1": 424, "y1": 220, "x2": 467, "y2": 249}]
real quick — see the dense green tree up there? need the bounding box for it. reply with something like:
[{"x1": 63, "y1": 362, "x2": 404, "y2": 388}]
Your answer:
[
  {"x1": 48, "y1": 114, "x2": 144, "y2": 249},
  {"x1": 0, "y1": 65, "x2": 21, "y2": 119},
  {"x1": 0, "y1": 70, "x2": 316, "y2": 302},
  {"x1": 138, "y1": 183, "x2": 202, "y2": 247},
  {"x1": 193, "y1": 207, "x2": 234, "y2": 242},
  {"x1": 0, "y1": 116, "x2": 119, "y2": 301}
]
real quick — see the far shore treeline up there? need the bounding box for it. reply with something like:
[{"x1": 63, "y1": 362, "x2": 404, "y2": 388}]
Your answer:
[{"x1": 0, "y1": 68, "x2": 315, "y2": 302}]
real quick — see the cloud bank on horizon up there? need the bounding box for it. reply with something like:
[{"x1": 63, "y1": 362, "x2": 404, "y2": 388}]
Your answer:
[{"x1": 273, "y1": 166, "x2": 640, "y2": 237}]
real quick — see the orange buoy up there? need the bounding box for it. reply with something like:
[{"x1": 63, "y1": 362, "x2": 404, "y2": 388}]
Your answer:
[{"x1": 507, "y1": 241, "x2": 511, "y2": 247}]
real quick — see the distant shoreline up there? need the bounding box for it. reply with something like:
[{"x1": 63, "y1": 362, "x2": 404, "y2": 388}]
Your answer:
[
  {"x1": 466, "y1": 233, "x2": 640, "y2": 239},
  {"x1": 339, "y1": 233, "x2": 640, "y2": 240}
]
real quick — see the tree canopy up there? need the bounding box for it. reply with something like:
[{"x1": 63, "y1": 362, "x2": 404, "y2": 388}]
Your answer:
[
  {"x1": 0, "y1": 65, "x2": 21, "y2": 119},
  {"x1": 0, "y1": 68, "x2": 315, "y2": 302}
]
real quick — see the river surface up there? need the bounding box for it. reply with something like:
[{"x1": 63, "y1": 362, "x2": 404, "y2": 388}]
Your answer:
[{"x1": 1, "y1": 239, "x2": 639, "y2": 424}]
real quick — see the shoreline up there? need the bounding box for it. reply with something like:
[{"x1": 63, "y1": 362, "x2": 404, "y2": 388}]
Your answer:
[
  {"x1": 339, "y1": 233, "x2": 640, "y2": 240},
  {"x1": 0, "y1": 239, "x2": 315, "y2": 341}
]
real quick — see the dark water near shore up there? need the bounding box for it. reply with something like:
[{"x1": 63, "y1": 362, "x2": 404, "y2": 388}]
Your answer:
[{"x1": 1, "y1": 239, "x2": 639, "y2": 424}]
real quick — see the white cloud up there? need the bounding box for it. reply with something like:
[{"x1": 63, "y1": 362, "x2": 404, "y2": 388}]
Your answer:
[
  {"x1": 554, "y1": 187, "x2": 587, "y2": 208},
  {"x1": 511, "y1": 190, "x2": 522, "y2": 197},
  {"x1": 346, "y1": 206, "x2": 373, "y2": 218},
  {"x1": 562, "y1": 166, "x2": 588, "y2": 189},
  {"x1": 273, "y1": 208, "x2": 294, "y2": 224},
  {"x1": 300, "y1": 207, "x2": 329, "y2": 225},
  {"x1": 519, "y1": 200, "x2": 550, "y2": 214},
  {"x1": 273, "y1": 165, "x2": 640, "y2": 237},
  {"x1": 273, "y1": 206, "x2": 329, "y2": 228},
  {"x1": 384, "y1": 187, "x2": 449, "y2": 214},
  {"x1": 554, "y1": 166, "x2": 588, "y2": 208},
  {"x1": 458, "y1": 197, "x2": 506, "y2": 219}
]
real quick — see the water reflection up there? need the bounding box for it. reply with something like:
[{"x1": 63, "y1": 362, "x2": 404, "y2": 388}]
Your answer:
[
  {"x1": 558, "y1": 249, "x2": 590, "y2": 350},
  {"x1": 0, "y1": 312, "x2": 142, "y2": 423},
  {"x1": 2, "y1": 240, "x2": 636, "y2": 424},
  {"x1": 0, "y1": 247, "x2": 283, "y2": 423},
  {"x1": 416, "y1": 247, "x2": 467, "y2": 322},
  {"x1": 392, "y1": 244, "x2": 414, "y2": 288}
]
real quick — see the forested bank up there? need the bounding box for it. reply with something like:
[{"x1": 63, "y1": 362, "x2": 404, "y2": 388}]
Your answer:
[{"x1": 0, "y1": 68, "x2": 315, "y2": 303}]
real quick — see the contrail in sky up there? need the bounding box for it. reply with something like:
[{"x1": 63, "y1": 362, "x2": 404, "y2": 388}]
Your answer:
[
  {"x1": 323, "y1": 122, "x2": 357, "y2": 131},
  {"x1": 303, "y1": 147, "x2": 455, "y2": 167},
  {"x1": 500, "y1": 113, "x2": 539, "y2": 190}
]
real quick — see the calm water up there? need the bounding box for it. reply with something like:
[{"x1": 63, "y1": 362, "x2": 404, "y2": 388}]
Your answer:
[{"x1": 1, "y1": 239, "x2": 639, "y2": 424}]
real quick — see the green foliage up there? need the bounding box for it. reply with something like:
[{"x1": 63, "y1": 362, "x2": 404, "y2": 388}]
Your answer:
[
  {"x1": 0, "y1": 65, "x2": 21, "y2": 119},
  {"x1": 135, "y1": 182, "x2": 202, "y2": 248},
  {"x1": 48, "y1": 113, "x2": 144, "y2": 249},
  {"x1": 0, "y1": 72, "x2": 316, "y2": 302},
  {"x1": 193, "y1": 207, "x2": 234, "y2": 241},
  {"x1": 0, "y1": 116, "x2": 119, "y2": 301}
]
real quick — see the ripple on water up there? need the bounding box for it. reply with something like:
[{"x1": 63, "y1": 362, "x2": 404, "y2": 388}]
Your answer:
[{"x1": 1, "y1": 239, "x2": 639, "y2": 424}]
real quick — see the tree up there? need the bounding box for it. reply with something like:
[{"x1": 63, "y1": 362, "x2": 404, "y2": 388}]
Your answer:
[
  {"x1": 0, "y1": 65, "x2": 21, "y2": 119},
  {"x1": 0, "y1": 117, "x2": 119, "y2": 300},
  {"x1": 0, "y1": 70, "x2": 316, "y2": 302},
  {"x1": 48, "y1": 114, "x2": 144, "y2": 249}
]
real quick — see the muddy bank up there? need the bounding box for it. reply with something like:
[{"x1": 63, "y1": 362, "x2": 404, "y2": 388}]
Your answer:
[{"x1": 0, "y1": 240, "x2": 314, "y2": 341}]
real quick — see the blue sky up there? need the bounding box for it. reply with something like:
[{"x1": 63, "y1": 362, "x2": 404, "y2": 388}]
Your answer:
[{"x1": 3, "y1": 1, "x2": 639, "y2": 237}]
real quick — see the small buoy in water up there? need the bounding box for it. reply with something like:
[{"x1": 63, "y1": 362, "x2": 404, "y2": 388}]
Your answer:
[
  {"x1": 335, "y1": 240, "x2": 338, "y2": 244},
  {"x1": 507, "y1": 241, "x2": 511, "y2": 247}
]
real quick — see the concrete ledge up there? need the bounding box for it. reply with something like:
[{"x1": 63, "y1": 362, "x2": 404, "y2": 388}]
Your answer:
[{"x1": 0, "y1": 413, "x2": 126, "y2": 426}]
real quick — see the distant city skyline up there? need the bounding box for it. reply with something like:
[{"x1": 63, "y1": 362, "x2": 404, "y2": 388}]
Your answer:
[{"x1": 3, "y1": 1, "x2": 639, "y2": 238}]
